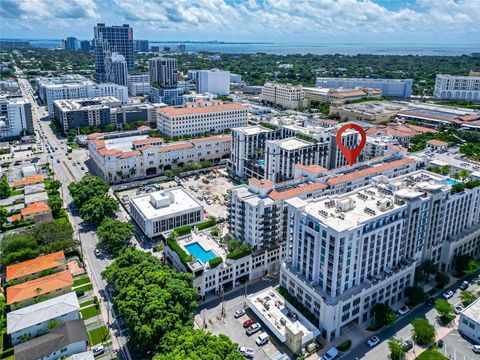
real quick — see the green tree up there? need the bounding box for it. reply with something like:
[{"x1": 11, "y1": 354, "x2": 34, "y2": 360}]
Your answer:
[
  {"x1": 405, "y1": 286, "x2": 427, "y2": 306},
  {"x1": 372, "y1": 303, "x2": 396, "y2": 327},
  {"x1": 435, "y1": 299, "x2": 455, "y2": 325},
  {"x1": 97, "y1": 218, "x2": 134, "y2": 256},
  {"x1": 80, "y1": 195, "x2": 119, "y2": 225},
  {"x1": 47, "y1": 319, "x2": 61, "y2": 330},
  {"x1": 412, "y1": 318, "x2": 435, "y2": 346},
  {"x1": 48, "y1": 195, "x2": 63, "y2": 218},
  {"x1": 0, "y1": 232, "x2": 39, "y2": 265},
  {"x1": 101, "y1": 249, "x2": 198, "y2": 354},
  {"x1": 454, "y1": 254, "x2": 473, "y2": 275},
  {"x1": 0, "y1": 177, "x2": 11, "y2": 198},
  {"x1": 154, "y1": 328, "x2": 243, "y2": 360},
  {"x1": 68, "y1": 175, "x2": 110, "y2": 207},
  {"x1": 457, "y1": 169, "x2": 471, "y2": 181},
  {"x1": 435, "y1": 272, "x2": 450, "y2": 289},
  {"x1": 388, "y1": 338, "x2": 406, "y2": 360},
  {"x1": 460, "y1": 291, "x2": 477, "y2": 307},
  {"x1": 0, "y1": 206, "x2": 8, "y2": 227},
  {"x1": 164, "y1": 170, "x2": 174, "y2": 179}
]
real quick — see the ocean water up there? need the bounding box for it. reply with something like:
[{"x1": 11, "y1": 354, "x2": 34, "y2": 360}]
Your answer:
[{"x1": 7, "y1": 39, "x2": 480, "y2": 56}]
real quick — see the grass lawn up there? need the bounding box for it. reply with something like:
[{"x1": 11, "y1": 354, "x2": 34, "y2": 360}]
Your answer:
[
  {"x1": 10, "y1": 189, "x2": 23, "y2": 196},
  {"x1": 80, "y1": 305, "x2": 101, "y2": 320},
  {"x1": 88, "y1": 325, "x2": 110, "y2": 345},
  {"x1": 67, "y1": 143, "x2": 78, "y2": 149},
  {"x1": 80, "y1": 299, "x2": 94, "y2": 308},
  {"x1": 73, "y1": 277, "x2": 91, "y2": 287},
  {"x1": 74, "y1": 283, "x2": 93, "y2": 292},
  {"x1": 415, "y1": 348, "x2": 448, "y2": 360}
]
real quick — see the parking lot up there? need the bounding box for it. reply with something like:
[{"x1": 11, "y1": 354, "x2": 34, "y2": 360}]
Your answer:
[{"x1": 195, "y1": 277, "x2": 293, "y2": 360}]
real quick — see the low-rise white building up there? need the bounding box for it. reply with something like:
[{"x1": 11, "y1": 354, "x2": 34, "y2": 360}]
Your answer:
[
  {"x1": 0, "y1": 96, "x2": 33, "y2": 140},
  {"x1": 130, "y1": 187, "x2": 204, "y2": 239},
  {"x1": 7, "y1": 292, "x2": 80, "y2": 345},
  {"x1": 157, "y1": 100, "x2": 247, "y2": 138},
  {"x1": 459, "y1": 297, "x2": 480, "y2": 343},
  {"x1": 261, "y1": 82, "x2": 308, "y2": 110},
  {"x1": 88, "y1": 132, "x2": 231, "y2": 183},
  {"x1": 434, "y1": 73, "x2": 480, "y2": 101}
]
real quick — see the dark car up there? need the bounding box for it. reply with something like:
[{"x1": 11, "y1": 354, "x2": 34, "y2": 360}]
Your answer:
[
  {"x1": 426, "y1": 297, "x2": 435, "y2": 306},
  {"x1": 459, "y1": 281, "x2": 469, "y2": 291},
  {"x1": 403, "y1": 340, "x2": 413, "y2": 351}
]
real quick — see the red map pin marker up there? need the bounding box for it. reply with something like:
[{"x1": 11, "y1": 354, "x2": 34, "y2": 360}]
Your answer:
[{"x1": 336, "y1": 123, "x2": 367, "y2": 166}]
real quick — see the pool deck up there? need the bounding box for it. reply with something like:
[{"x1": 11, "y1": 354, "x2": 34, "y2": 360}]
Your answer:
[{"x1": 179, "y1": 231, "x2": 229, "y2": 263}]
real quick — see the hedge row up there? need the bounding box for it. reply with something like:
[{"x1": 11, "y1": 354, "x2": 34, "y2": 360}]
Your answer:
[
  {"x1": 277, "y1": 286, "x2": 318, "y2": 325},
  {"x1": 167, "y1": 236, "x2": 192, "y2": 265},
  {"x1": 174, "y1": 225, "x2": 193, "y2": 237},
  {"x1": 197, "y1": 217, "x2": 217, "y2": 231},
  {"x1": 226, "y1": 246, "x2": 252, "y2": 260},
  {"x1": 208, "y1": 257, "x2": 223, "y2": 269}
]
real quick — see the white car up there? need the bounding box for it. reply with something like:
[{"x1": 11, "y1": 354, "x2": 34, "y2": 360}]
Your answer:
[
  {"x1": 473, "y1": 345, "x2": 480, "y2": 354},
  {"x1": 92, "y1": 345, "x2": 104, "y2": 356},
  {"x1": 454, "y1": 305, "x2": 464, "y2": 314},
  {"x1": 256, "y1": 332, "x2": 269, "y2": 346},
  {"x1": 234, "y1": 309, "x2": 245, "y2": 318},
  {"x1": 237, "y1": 346, "x2": 254, "y2": 358},
  {"x1": 246, "y1": 323, "x2": 262, "y2": 335},
  {"x1": 397, "y1": 305, "x2": 410, "y2": 316},
  {"x1": 443, "y1": 290, "x2": 454, "y2": 299},
  {"x1": 367, "y1": 336, "x2": 380, "y2": 348}
]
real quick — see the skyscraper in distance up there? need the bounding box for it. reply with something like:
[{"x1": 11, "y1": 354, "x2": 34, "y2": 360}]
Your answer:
[
  {"x1": 106, "y1": 52, "x2": 128, "y2": 87},
  {"x1": 64, "y1": 37, "x2": 78, "y2": 51},
  {"x1": 94, "y1": 23, "x2": 133, "y2": 83},
  {"x1": 149, "y1": 58, "x2": 177, "y2": 88}
]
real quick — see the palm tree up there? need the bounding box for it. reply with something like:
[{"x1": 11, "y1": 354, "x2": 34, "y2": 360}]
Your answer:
[{"x1": 457, "y1": 169, "x2": 470, "y2": 182}]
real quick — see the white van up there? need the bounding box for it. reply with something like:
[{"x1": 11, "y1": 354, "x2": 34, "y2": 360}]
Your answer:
[
  {"x1": 256, "y1": 332, "x2": 269, "y2": 346},
  {"x1": 321, "y1": 347, "x2": 339, "y2": 360}
]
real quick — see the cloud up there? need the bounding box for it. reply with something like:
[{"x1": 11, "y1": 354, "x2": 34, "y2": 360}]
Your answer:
[{"x1": 1, "y1": 0, "x2": 99, "y2": 21}]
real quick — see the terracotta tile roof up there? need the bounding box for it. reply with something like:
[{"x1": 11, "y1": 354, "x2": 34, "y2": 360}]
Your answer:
[
  {"x1": 87, "y1": 132, "x2": 104, "y2": 139},
  {"x1": 6, "y1": 251, "x2": 65, "y2": 282},
  {"x1": 321, "y1": 119, "x2": 339, "y2": 124},
  {"x1": 331, "y1": 90, "x2": 368, "y2": 98},
  {"x1": 327, "y1": 158, "x2": 416, "y2": 186},
  {"x1": 387, "y1": 144, "x2": 406, "y2": 152},
  {"x1": 118, "y1": 150, "x2": 141, "y2": 159},
  {"x1": 221, "y1": 136, "x2": 232, "y2": 142},
  {"x1": 132, "y1": 137, "x2": 162, "y2": 145},
  {"x1": 459, "y1": 114, "x2": 480, "y2": 122},
  {"x1": 139, "y1": 144, "x2": 154, "y2": 152},
  {"x1": 10, "y1": 214, "x2": 21, "y2": 222},
  {"x1": 158, "y1": 143, "x2": 195, "y2": 152},
  {"x1": 294, "y1": 164, "x2": 328, "y2": 173},
  {"x1": 138, "y1": 125, "x2": 151, "y2": 130},
  {"x1": 427, "y1": 139, "x2": 448, "y2": 146},
  {"x1": 249, "y1": 178, "x2": 275, "y2": 188},
  {"x1": 98, "y1": 148, "x2": 123, "y2": 156},
  {"x1": 191, "y1": 135, "x2": 229, "y2": 143},
  {"x1": 6, "y1": 270, "x2": 73, "y2": 305},
  {"x1": 12, "y1": 174, "x2": 44, "y2": 188},
  {"x1": 269, "y1": 182, "x2": 328, "y2": 201},
  {"x1": 66, "y1": 260, "x2": 85, "y2": 277},
  {"x1": 158, "y1": 103, "x2": 246, "y2": 117},
  {"x1": 89, "y1": 139, "x2": 105, "y2": 148},
  {"x1": 20, "y1": 202, "x2": 50, "y2": 217}
]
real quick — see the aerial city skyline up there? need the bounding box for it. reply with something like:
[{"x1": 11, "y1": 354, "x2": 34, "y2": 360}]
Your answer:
[{"x1": 1, "y1": 3, "x2": 480, "y2": 360}]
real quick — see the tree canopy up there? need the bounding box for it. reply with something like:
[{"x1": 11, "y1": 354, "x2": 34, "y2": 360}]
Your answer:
[
  {"x1": 388, "y1": 338, "x2": 406, "y2": 360},
  {"x1": 153, "y1": 328, "x2": 243, "y2": 360},
  {"x1": 412, "y1": 318, "x2": 435, "y2": 346},
  {"x1": 79, "y1": 194, "x2": 119, "y2": 225},
  {"x1": 101, "y1": 249, "x2": 198, "y2": 354},
  {"x1": 372, "y1": 303, "x2": 396, "y2": 327},
  {"x1": 97, "y1": 218, "x2": 134, "y2": 256},
  {"x1": 68, "y1": 175, "x2": 110, "y2": 207}
]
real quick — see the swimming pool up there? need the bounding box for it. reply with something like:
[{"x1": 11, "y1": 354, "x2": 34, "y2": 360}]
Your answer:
[
  {"x1": 446, "y1": 179, "x2": 461, "y2": 185},
  {"x1": 184, "y1": 242, "x2": 216, "y2": 263},
  {"x1": 257, "y1": 159, "x2": 265, "y2": 167}
]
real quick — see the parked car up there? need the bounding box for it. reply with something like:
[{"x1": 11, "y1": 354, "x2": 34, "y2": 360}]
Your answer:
[
  {"x1": 397, "y1": 306, "x2": 410, "y2": 316},
  {"x1": 243, "y1": 319, "x2": 255, "y2": 328},
  {"x1": 321, "y1": 347, "x2": 339, "y2": 360},
  {"x1": 246, "y1": 323, "x2": 261, "y2": 335},
  {"x1": 94, "y1": 248, "x2": 101, "y2": 257},
  {"x1": 256, "y1": 332, "x2": 269, "y2": 346},
  {"x1": 454, "y1": 305, "x2": 464, "y2": 314},
  {"x1": 234, "y1": 309, "x2": 245, "y2": 318},
  {"x1": 443, "y1": 290, "x2": 454, "y2": 299},
  {"x1": 367, "y1": 336, "x2": 380, "y2": 348},
  {"x1": 93, "y1": 345, "x2": 104, "y2": 356},
  {"x1": 460, "y1": 281, "x2": 469, "y2": 290},
  {"x1": 237, "y1": 346, "x2": 254, "y2": 358},
  {"x1": 472, "y1": 345, "x2": 480, "y2": 354},
  {"x1": 426, "y1": 297, "x2": 435, "y2": 306},
  {"x1": 403, "y1": 340, "x2": 413, "y2": 351}
]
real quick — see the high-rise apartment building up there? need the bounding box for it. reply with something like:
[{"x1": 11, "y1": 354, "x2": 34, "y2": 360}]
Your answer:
[
  {"x1": 149, "y1": 58, "x2": 177, "y2": 88},
  {"x1": 0, "y1": 96, "x2": 33, "y2": 140},
  {"x1": 79, "y1": 40, "x2": 91, "y2": 52},
  {"x1": 94, "y1": 23, "x2": 133, "y2": 83},
  {"x1": 64, "y1": 37, "x2": 78, "y2": 51},
  {"x1": 191, "y1": 69, "x2": 230, "y2": 95},
  {"x1": 280, "y1": 170, "x2": 480, "y2": 342},
  {"x1": 106, "y1": 53, "x2": 128, "y2": 87},
  {"x1": 433, "y1": 73, "x2": 480, "y2": 101},
  {"x1": 133, "y1": 40, "x2": 149, "y2": 52},
  {"x1": 128, "y1": 74, "x2": 150, "y2": 96}
]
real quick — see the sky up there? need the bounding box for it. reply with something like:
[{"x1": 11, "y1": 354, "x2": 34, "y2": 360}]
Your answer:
[{"x1": 1, "y1": 0, "x2": 479, "y2": 44}]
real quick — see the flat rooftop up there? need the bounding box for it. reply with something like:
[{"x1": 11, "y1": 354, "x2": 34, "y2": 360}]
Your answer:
[
  {"x1": 462, "y1": 297, "x2": 480, "y2": 322},
  {"x1": 340, "y1": 101, "x2": 411, "y2": 115},
  {"x1": 409, "y1": 148, "x2": 480, "y2": 173},
  {"x1": 103, "y1": 135, "x2": 149, "y2": 152},
  {"x1": 290, "y1": 170, "x2": 448, "y2": 232},
  {"x1": 246, "y1": 287, "x2": 320, "y2": 343},
  {"x1": 130, "y1": 187, "x2": 203, "y2": 220},
  {"x1": 235, "y1": 125, "x2": 273, "y2": 136},
  {"x1": 270, "y1": 137, "x2": 313, "y2": 151}
]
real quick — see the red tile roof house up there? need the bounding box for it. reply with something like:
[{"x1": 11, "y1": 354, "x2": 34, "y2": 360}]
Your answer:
[
  {"x1": 6, "y1": 270, "x2": 73, "y2": 311},
  {"x1": 6, "y1": 251, "x2": 66, "y2": 284}
]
